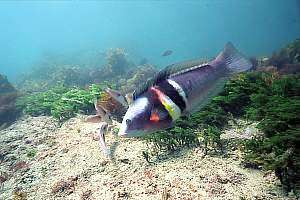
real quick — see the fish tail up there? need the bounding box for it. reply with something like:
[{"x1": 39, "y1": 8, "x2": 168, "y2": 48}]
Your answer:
[{"x1": 211, "y1": 42, "x2": 252, "y2": 73}]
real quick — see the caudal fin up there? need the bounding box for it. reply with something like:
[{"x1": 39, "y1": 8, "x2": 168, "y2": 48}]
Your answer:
[{"x1": 211, "y1": 42, "x2": 252, "y2": 73}]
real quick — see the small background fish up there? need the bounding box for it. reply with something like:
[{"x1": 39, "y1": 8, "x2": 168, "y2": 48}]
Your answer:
[{"x1": 162, "y1": 50, "x2": 173, "y2": 57}]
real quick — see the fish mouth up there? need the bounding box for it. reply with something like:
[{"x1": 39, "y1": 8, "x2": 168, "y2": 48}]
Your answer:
[
  {"x1": 118, "y1": 126, "x2": 128, "y2": 137},
  {"x1": 118, "y1": 129, "x2": 144, "y2": 137},
  {"x1": 118, "y1": 131, "x2": 128, "y2": 137}
]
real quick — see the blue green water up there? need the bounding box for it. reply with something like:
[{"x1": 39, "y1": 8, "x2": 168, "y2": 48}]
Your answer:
[{"x1": 0, "y1": 0, "x2": 299, "y2": 81}]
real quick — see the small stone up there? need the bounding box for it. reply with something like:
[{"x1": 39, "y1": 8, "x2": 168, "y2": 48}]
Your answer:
[
  {"x1": 100, "y1": 160, "x2": 109, "y2": 166},
  {"x1": 92, "y1": 135, "x2": 99, "y2": 141},
  {"x1": 119, "y1": 158, "x2": 130, "y2": 164},
  {"x1": 81, "y1": 190, "x2": 92, "y2": 200},
  {"x1": 25, "y1": 139, "x2": 32, "y2": 144},
  {"x1": 0, "y1": 172, "x2": 8, "y2": 184},
  {"x1": 10, "y1": 161, "x2": 29, "y2": 172},
  {"x1": 61, "y1": 148, "x2": 69, "y2": 153}
]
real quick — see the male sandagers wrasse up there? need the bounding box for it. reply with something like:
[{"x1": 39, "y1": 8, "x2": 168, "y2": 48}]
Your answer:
[{"x1": 118, "y1": 42, "x2": 252, "y2": 137}]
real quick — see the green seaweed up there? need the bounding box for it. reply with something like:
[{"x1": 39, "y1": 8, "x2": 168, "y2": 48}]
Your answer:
[
  {"x1": 26, "y1": 149, "x2": 37, "y2": 158},
  {"x1": 144, "y1": 71, "x2": 299, "y2": 195},
  {"x1": 243, "y1": 74, "x2": 300, "y2": 195},
  {"x1": 16, "y1": 84, "x2": 106, "y2": 122},
  {"x1": 144, "y1": 90, "x2": 228, "y2": 156}
]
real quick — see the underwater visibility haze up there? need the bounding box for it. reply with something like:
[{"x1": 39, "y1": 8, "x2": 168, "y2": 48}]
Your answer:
[
  {"x1": 0, "y1": 0, "x2": 300, "y2": 81},
  {"x1": 0, "y1": 1, "x2": 300, "y2": 200}
]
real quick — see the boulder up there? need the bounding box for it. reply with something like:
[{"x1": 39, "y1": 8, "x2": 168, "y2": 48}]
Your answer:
[{"x1": 0, "y1": 74, "x2": 20, "y2": 128}]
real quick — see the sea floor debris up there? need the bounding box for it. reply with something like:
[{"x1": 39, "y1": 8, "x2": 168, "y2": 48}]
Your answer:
[{"x1": 0, "y1": 115, "x2": 293, "y2": 200}]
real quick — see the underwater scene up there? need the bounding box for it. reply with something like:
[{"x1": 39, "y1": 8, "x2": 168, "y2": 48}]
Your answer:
[{"x1": 0, "y1": 1, "x2": 300, "y2": 200}]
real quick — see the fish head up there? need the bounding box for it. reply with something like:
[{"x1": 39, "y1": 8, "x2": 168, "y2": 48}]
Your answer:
[
  {"x1": 105, "y1": 88, "x2": 128, "y2": 107},
  {"x1": 118, "y1": 96, "x2": 173, "y2": 137}
]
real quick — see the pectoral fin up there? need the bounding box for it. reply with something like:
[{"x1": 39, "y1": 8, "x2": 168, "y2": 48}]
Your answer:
[
  {"x1": 94, "y1": 101, "x2": 112, "y2": 124},
  {"x1": 125, "y1": 93, "x2": 134, "y2": 106},
  {"x1": 105, "y1": 88, "x2": 128, "y2": 108},
  {"x1": 85, "y1": 115, "x2": 102, "y2": 123},
  {"x1": 98, "y1": 122, "x2": 111, "y2": 158}
]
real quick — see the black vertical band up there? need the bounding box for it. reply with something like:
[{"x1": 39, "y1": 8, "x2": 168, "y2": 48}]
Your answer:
[{"x1": 156, "y1": 80, "x2": 186, "y2": 112}]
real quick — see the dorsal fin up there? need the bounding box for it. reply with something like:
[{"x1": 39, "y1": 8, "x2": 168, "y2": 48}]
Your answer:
[{"x1": 133, "y1": 59, "x2": 209, "y2": 100}]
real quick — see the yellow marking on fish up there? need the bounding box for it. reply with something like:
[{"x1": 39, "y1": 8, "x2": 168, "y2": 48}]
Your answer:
[{"x1": 151, "y1": 87, "x2": 181, "y2": 120}]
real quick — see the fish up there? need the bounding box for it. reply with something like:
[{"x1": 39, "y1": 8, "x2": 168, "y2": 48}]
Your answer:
[
  {"x1": 118, "y1": 42, "x2": 252, "y2": 137},
  {"x1": 162, "y1": 50, "x2": 173, "y2": 57},
  {"x1": 105, "y1": 88, "x2": 128, "y2": 108},
  {"x1": 85, "y1": 100, "x2": 112, "y2": 124},
  {"x1": 85, "y1": 88, "x2": 127, "y2": 157},
  {"x1": 86, "y1": 88, "x2": 127, "y2": 123},
  {"x1": 85, "y1": 101, "x2": 112, "y2": 157}
]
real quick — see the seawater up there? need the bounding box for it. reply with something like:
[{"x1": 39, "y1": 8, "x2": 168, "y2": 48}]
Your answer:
[{"x1": 0, "y1": 0, "x2": 299, "y2": 81}]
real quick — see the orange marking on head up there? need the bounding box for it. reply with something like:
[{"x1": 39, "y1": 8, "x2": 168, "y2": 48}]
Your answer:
[
  {"x1": 150, "y1": 111, "x2": 160, "y2": 122},
  {"x1": 150, "y1": 87, "x2": 164, "y2": 102}
]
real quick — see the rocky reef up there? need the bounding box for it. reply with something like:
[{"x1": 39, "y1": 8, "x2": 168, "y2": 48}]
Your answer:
[
  {"x1": 17, "y1": 65, "x2": 94, "y2": 93},
  {"x1": 0, "y1": 74, "x2": 20, "y2": 128},
  {"x1": 16, "y1": 48, "x2": 137, "y2": 93},
  {"x1": 14, "y1": 48, "x2": 157, "y2": 123},
  {"x1": 3, "y1": 39, "x2": 299, "y2": 199},
  {"x1": 118, "y1": 64, "x2": 158, "y2": 93},
  {"x1": 255, "y1": 38, "x2": 300, "y2": 75}
]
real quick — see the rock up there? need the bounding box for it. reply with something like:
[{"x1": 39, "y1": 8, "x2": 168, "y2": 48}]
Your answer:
[
  {"x1": 24, "y1": 139, "x2": 32, "y2": 144},
  {"x1": 0, "y1": 172, "x2": 9, "y2": 184},
  {"x1": 51, "y1": 176, "x2": 78, "y2": 195},
  {"x1": 12, "y1": 188, "x2": 27, "y2": 200},
  {"x1": 100, "y1": 160, "x2": 109, "y2": 166},
  {"x1": 61, "y1": 148, "x2": 69, "y2": 154},
  {"x1": 0, "y1": 74, "x2": 21, "y2": 127},
  {"x1": 279, "y1": 63, "x2": 300, "y2": 74},
  {"x1": 117, "y1": 189, "x2": 130, "y2": 198},
  {"x1": 119, "y1": 158, "x2": 130, "y2": 164},
  {"x1": 120, "y1": 64, "x2": 158, "y2": 93},
  {"x1": 81, "y1": 190, "x2": 92, "y2": 200},
  {"x1": 241, "y1": 161, "x2": 261, "y2": 170},
  {"x1": 10, "y1": 161, "x2": 30, "y2": 172}
]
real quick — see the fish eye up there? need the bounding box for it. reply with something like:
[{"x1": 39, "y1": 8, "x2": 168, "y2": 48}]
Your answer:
[{"x1": 126, "y1": 119, "x2": 131, "y2": 125}]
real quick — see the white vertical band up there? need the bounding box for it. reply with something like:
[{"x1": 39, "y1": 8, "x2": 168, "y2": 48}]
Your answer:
[{"x1": 167, "y1": 79, "x2": 188, "y2": 106}]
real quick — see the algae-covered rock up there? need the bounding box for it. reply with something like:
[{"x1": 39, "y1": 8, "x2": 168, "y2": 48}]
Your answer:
[
  {"x1": 120, "y1": 64, "x2": 158, "y2": 93},
  {"x1": 260, "y1": 39, "x2": 300, "y2": 74},
  {"x1": 17, "y1": 65, "x2": 94, "y2": 93},
  {"x1": 0, "y1": 74, "x2": 20, "y2": 128},
  {"x1": 106, "y1": 48, "x2": 134, "y2": 75},
  {"x1": 16, "y1": 48, "x2": 136, "y2": 93}
]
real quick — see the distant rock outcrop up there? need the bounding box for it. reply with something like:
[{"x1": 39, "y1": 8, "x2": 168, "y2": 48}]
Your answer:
[
  {"x1": 0, "y1": 74, "x2": 20, "y2": 128},
  {"x1": 255, "y1": 38, "x2": 300, "y2": 75},
  {"x1": 119, "y1": 64, "x2": 158, "y2": 93}
]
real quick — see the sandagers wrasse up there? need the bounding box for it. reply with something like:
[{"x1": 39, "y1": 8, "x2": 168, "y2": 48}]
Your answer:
[{"x1": 118, "y1": 42, "x2": 252, "y2": 137}]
